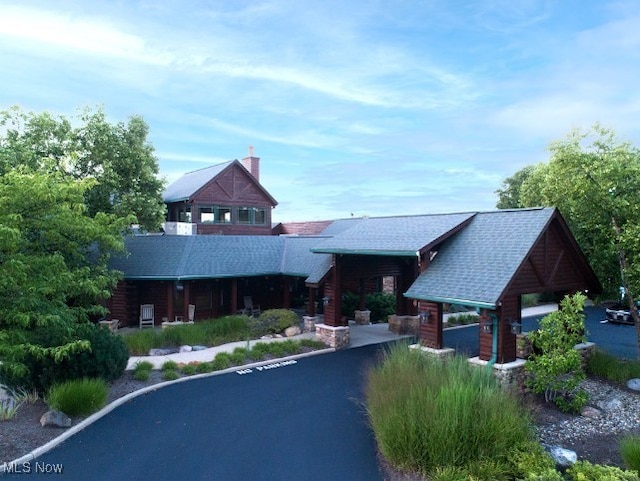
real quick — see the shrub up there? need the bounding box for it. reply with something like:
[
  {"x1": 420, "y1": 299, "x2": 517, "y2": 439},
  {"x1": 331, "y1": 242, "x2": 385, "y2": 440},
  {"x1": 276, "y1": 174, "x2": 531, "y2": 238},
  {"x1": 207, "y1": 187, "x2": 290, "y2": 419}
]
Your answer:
[
  {"x1": 133, "y1": 369, "x2": 150, "y2": 381},
  {"x1": 196, "y1": 362, "x2": 214, "y2": 374},
  {"x1": 621, "y1": 435, "x2": 640, "y2": 472},
  {"x1": 447, "y1": 313, "x2": 478, "y2": 326},
  {"x1": 565, "y1": 460, "x2": 640, "y2": 480},
  {"x1": 525, "y1": 293, "x2": 588, "y2": 412},
  {"x1": 181, "y1": 364, "x2": 197, "y2": 376},
  {"x1": 365, "y1": 292, "x2": 396, "y2": 323},
  {"x1": 46, "y1": 378, "x2": 108, "y2": 417},
  {"x1": 161, "y1": 360, "x2": 179, "y2": 371},
  {"x1": 366, "y1": 343, "x2": 533, "y2": 475},
  {"x1": 162, "y1": 370, "x2": 179, "y2": 381},
  {"x1": 229, "y1": 347, "x2": 248, "y2": 365},
  {"x1": 212, "y1": 353, "x2": 231, "y2": 371},
  {"x1": 134, "y1": 361, "x2": 154, "y2": 372},
  {"x1": 1, "y1": 322, "x2": 128, "y2": 393},
  {"x1": 506, "y1": 441, "x2": 556, "y2": 480},
  {"x1": 250, "y1": 309, "x2": 299, "y2": 336},
  {"x1": 341, "y1": 292, "x2": 396, "y2": 322}
]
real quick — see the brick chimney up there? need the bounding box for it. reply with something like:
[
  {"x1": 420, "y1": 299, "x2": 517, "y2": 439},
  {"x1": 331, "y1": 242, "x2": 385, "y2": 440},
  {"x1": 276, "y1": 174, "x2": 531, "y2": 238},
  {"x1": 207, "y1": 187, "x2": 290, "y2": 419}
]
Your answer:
[{"x1": 241, "y1": 145, "x2": 260, "y2": 182}]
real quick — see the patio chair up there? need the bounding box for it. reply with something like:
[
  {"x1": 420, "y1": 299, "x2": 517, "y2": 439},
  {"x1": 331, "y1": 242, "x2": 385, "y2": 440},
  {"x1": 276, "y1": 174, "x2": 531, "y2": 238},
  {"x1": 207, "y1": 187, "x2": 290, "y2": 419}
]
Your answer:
[
  {"x1": 139, "y1": 304, "x2": 155, "y2": 329},
  {"x1": 188, "y1": 304, "x2": 196, "y2": 322},
  {"x1": 243, "y1": 296, "x2": 261, "y2": 317}
]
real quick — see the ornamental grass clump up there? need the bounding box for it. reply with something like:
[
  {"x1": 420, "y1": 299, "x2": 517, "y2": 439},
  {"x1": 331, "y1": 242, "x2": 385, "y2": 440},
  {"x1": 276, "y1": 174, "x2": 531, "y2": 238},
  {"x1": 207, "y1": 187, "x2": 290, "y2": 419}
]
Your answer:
[
  {"x1": 366, "y1": 342, "x2": 533, "y2": 476},
  {"x1": 46, "y1": 378, "x2": 108, "y2": 417},
  {"x1": 620, "y1": 435, "x2": 640, "y2": 473}
]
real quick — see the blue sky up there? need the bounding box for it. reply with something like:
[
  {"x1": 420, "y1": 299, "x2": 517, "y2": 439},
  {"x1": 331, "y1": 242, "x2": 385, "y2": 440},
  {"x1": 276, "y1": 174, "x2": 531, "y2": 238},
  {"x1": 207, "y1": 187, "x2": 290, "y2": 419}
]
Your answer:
[{"x1": 1, "y1": 1, "x2": 639, "y2": 222}]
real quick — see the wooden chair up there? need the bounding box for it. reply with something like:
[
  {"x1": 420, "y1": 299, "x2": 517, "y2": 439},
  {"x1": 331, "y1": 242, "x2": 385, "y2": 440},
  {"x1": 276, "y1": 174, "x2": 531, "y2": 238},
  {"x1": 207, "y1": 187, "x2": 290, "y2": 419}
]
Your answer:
[
  {"x1": 139, "y1": 304, "x2": 155, "y2": 329},
  {"x1": 188, "y1": 304, "x2": 196, "y2": 322},
  {"x1": 243, "y1": 296, "x2": 261, "y2": 317}
]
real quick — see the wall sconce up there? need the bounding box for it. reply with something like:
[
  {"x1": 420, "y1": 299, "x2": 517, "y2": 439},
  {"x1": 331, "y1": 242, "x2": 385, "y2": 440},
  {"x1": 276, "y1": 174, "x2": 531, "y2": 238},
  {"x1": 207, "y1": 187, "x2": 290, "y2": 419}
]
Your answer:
[
  {"x1": 481, "y1": 318, "x2": 493, "y2": 334},
  {"x1": 176, "y1": 281, "x2": 184, "y2": 291},
  {"x1": 322, "y1": 296, "x2": 331, "y2": 306},
  {"x1": 510, "y1": 319, "x2": 522, "y2": 335},
  {"x1": 419, "y1": 309, "x2": 431, "y2": 324}
]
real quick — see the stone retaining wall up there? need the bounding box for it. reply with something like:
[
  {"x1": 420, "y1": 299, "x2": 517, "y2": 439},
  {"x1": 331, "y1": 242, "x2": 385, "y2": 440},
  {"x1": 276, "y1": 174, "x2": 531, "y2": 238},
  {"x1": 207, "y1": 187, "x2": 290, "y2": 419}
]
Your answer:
[{"x1": 388, "y1": 315, "x2": 420, "y2": 335}]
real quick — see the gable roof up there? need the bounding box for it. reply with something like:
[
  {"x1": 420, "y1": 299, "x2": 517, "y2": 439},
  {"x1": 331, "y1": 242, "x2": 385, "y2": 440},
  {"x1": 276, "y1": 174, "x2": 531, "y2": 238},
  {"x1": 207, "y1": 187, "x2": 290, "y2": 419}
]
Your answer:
[
  {"x1": 110, "y1": 235, "x2": 331, "y2": 280},
  {"x1": 163, "y1": 161, "x2": 233, "y2": 203},
  {"x1": 163, "y1": 159, "x2": 278, "y2": 206},
  {"x1": 311, "y1": 212, "x2": 476, "y2": 256},
  {"x1": 404, "y1": 207, "x2": 595, "y2": 309}
]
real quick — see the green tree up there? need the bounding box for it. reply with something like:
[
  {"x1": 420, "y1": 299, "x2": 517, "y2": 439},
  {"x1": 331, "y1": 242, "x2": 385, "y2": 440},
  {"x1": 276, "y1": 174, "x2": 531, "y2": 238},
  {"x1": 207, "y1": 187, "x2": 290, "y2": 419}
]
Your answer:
[
  {"x1": 499, "y1": 126, "x2": 640, "y2": 329},
  {"x1": 0, "y1": 169, "x2": 130, "y2": 380},
  {"x1": 0, "y1": 106, "x2": 166, "y2": 231},
  {"x1": 495, "y1": 164, "x2": 536, "y2": 209}
]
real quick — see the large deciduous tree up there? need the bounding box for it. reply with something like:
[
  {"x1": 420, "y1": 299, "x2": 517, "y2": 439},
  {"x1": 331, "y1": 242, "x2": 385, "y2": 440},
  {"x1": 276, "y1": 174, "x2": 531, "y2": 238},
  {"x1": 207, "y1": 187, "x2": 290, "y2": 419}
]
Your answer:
[
  {"x1": 498, "y1": 125, "x2": 640, "y2": 343},
  {"x1": 0, "y1": 169, "x2": 131, "y2": 379},
  {"x1": 0, "y1": 106, "x2": 166, "y2": 231},
  {"x1": 495, "y1": 164, "x2": 536, "y2": 209}
]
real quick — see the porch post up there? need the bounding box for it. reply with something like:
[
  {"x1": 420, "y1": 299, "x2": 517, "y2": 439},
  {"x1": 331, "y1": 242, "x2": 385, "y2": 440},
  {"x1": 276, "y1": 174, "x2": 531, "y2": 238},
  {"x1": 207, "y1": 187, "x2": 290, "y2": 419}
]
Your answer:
[
  {"x1": 231, "y1": 279, "x2": 238, "y2": 315},
  {"x1": 166, "y1": 282, "x2": 174, "y2": 324},
  {"x1": 183, "y1": 281, "x2": 191, "y2": 320},
  {"x1": 358, "y1": 278, "x2": 366, "y2": 310},
  {"x1": 307, "y1": 287, "x2": 316, "y2": 316},
  {"x1": 282, "y1": 277, "x2": 291, "y2": 308},
  {"x1": 418, "y1": 301, "x2": 443, "y2": 349}
]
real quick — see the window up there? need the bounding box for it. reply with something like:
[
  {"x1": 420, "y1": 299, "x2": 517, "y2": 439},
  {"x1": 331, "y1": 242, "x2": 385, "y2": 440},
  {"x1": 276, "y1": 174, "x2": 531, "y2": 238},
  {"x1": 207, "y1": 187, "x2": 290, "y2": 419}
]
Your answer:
[
  {"x1": 178, "y1": 206, "x2": 192, "y2": 223},
  {"x1": 237, "y1": 207, "x2": 268, "y2": 225},
  {"x1": 237, "y1": 207, "x2": 252, "y2": 224},
  {"x1": 198, "y1": 206, "x2": 232, "y2": 224},
  {"x1": 198, "y1": 206, "x2": 214, "y2": 223},
  {"x1": 253, "y1": 207, "x2": 267, "y2": 225},
  {"x1": 216, "y1": 207, "x2": 232, "y2": 224}
]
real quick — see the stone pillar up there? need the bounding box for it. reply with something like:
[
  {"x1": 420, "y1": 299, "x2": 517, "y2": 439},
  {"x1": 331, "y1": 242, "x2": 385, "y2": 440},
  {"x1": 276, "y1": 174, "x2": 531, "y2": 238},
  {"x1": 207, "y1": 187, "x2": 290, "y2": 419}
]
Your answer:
[
  {"x1": 409, "y1": 343, "x2": 454, "y2": 359},
  {"x1": 315, "y1": 323, "x2": 350, "y2": 349},
  {"x1": 303, "y1": 316, "x2": 318, "y2": 333},
  {"x1": 354, "y1": 310, "x2": 371, "y2": 325},
  {"x1": 468, "y1": 357, "x2": 528, "y2": 394}
]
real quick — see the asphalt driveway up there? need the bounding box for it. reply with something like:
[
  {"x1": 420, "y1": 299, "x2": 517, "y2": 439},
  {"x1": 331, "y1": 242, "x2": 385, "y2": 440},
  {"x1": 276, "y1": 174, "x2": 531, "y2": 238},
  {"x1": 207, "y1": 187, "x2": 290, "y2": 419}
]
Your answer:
[{"x1": 5, "y1": 345, "x2": 386, "y2": 481}]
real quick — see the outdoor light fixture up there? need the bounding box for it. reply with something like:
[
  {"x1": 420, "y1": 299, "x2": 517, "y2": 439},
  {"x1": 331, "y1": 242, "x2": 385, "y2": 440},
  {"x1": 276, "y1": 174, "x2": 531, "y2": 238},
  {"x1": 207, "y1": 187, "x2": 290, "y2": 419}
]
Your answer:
[
  {"x1": 481, "y1": 318, "x2": 493, "y2": 334},
  {"x1": 419, "y1": 309, "x2": 431, "y2": 324},
  {"x1": 176, "y1": 281, "x2": 184, "y2": 291},
  {"x1": 322, "y1": 296, "x2": 331, "y2": 306},
  {"x1": 509, "y1": 319, "x2": 522, "y2": 335}
]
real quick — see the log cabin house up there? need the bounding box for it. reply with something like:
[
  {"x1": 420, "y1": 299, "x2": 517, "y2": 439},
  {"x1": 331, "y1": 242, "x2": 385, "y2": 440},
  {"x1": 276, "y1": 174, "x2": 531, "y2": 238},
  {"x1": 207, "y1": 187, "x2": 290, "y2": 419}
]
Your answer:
[{"x1": 107, "y1": 153, "x2": 601, "y2": 361}]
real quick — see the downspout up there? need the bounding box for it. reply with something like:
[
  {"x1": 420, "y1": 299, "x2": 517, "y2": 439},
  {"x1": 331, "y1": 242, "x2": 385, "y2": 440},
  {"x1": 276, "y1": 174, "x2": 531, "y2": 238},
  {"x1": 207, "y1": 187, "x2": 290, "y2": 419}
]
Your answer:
[{"x1": 488, "y1": 313, "x2": 498, "y2": 367}]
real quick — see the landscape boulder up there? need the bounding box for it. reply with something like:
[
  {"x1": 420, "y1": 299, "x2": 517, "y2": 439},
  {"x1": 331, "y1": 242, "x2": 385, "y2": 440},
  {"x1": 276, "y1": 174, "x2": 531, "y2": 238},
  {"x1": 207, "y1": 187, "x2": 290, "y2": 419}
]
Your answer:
[
  {"x1": 284, "y1": 326, "x2": 301, "y2": 337},
  {"x1": 40, "y1": 410, "x2": 71, "y2": 428},
  {"x1": 546, "y1": 445, "x2": 577, "y2": 469},
  {"x1": 627, "y1": 378, "x2": 640, "y2": 392}
]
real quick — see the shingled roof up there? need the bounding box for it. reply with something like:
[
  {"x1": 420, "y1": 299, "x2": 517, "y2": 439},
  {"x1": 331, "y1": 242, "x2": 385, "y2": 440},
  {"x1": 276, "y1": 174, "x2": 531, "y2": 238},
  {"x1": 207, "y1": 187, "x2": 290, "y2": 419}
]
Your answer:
[
  {"x1": 110, "y1": 234, "x2": 331, "y2": 280},
  {"x1": 311, "y1": 212, "x2": 475, "y2": 256},
  {"x1": 163, "y1": 161, "x2": 233, "y2": 203},
  {"x1": 404, "y1": 207, "x2": 581, "y2": 308}
]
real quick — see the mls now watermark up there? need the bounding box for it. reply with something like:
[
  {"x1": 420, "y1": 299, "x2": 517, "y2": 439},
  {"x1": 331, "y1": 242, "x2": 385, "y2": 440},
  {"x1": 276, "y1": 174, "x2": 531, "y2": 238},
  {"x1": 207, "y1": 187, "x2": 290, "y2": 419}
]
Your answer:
[{"x1": 2, "y1": 461, "x2": 64, "y2": 474}]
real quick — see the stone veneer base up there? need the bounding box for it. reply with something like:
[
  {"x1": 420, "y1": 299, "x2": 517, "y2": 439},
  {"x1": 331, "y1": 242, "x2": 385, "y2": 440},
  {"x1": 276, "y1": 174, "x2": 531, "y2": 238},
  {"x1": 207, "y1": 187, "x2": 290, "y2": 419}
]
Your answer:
[
  {"x1": 354, "y1": 310, "x2": 371, "y2": 325},
  {"x1": 302, "y1": 316, "x2": 318, "y2": 333},
  {"x1": 315, "y1": 323, "x2": 350, "y2": 350},
  {"x1": 468, "y1": 357, "x2": 527, "y2": 393},
  {"x1": 409, "y1": 344, "x2": 455, "y2": 358}
]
